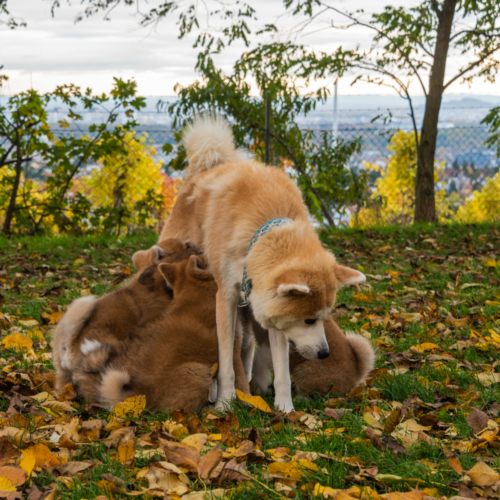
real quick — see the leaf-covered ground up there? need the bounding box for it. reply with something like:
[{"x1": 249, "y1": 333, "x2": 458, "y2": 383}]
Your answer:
[{"x1": 0, "y1": 224, "x2": 499, "y2": 500}]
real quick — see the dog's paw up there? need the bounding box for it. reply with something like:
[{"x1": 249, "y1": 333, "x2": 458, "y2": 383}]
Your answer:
[
  {"x1": 214, "y1": 389, "x2": 236, "y2": 410},
  {"x1": 274, "y1": 396, "x2": 294, "y2": 413}
]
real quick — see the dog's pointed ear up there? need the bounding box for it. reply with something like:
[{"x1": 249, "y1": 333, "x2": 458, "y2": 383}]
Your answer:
[
  {"x1": 277, "y1": 284, "x2": 310, "y2": 297},
  {"x1": 187, "y1": 255, "x2": 213, "y2": 281},
  {"x1": 132, "y1": 245, "x2": 166, "y2": 271},
  {"x1": 334, "y1": 264, "x2": 366, "y2": 287},
  {"x1": 158, "y1": 262, "x2": 178, "y2": 288}
]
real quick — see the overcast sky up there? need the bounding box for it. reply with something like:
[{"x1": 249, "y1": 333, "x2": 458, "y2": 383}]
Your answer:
[{"x1": 2, "y1": 0, "x2": 500, "y2": 98}]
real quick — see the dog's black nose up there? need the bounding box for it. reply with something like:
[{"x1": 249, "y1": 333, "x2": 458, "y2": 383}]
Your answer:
[{"x1": 317, "y1": 349, "x2": 330, "y2": 359}]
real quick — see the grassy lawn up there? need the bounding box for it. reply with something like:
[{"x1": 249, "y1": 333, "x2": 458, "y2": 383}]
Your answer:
[{"x1": 0, "y1": 223, "x2": 499, "y2": 500}]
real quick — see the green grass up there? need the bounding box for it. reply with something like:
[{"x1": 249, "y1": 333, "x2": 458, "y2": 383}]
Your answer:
[{"x1": 0, "y1": 223, "x2": 499, "y2": 499}]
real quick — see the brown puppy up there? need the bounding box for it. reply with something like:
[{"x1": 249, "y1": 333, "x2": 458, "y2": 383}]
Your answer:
[
  {"x1": 246, "y1": 309, "x2": 376, "y2": 396},
  {"x1": 76, "y1": 255, "x2": 250, "y2": 412},
  {"x1": 52, "y1": 239, "x2": 200, "y2": 392}
]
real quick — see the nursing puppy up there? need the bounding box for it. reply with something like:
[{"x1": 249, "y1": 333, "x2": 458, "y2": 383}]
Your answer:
[
  {"x1": 247, "y1": 310, "x2": 376, "y2": 396},
  {"x1": 76, "y1": 255, "x2": 250, "y2": 412},
  {"x1": 52, "y1": 239, "x2": 200, "y2": 392},
  {"x1": 155, "y1": 115, "x2": 365, "y2": 411}
]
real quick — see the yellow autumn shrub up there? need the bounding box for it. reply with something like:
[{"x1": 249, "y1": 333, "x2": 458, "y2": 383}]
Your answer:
[{"x1": 456, "y1": 171, "x2": 500, "y2": 223}]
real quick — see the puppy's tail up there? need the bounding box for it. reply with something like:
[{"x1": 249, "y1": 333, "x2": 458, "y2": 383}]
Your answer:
[
  {"x1": 52, "y1": 296, "x2": 96, "y2": 372},
  {"x1": 99, "y1": 367, "x2": 132, "y2": 409},
  {"x1": 182, "y1": 114, "x2": 245, "y2": 176},
  {"x1": 345, "y1": 333, "x2": 376, "y2": 385}
]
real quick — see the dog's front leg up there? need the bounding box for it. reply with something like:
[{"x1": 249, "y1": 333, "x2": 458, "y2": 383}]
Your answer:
[
  {"x1": 215, "y1": 285, "x2": 240, "y2": 409},
  {"x1": 268, "y1": 328, "x2": 294, "y2": 412}
]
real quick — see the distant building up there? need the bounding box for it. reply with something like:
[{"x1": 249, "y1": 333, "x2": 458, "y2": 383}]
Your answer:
[{"x1": 454, "y1": 150, "x2": 495, "y2": 168}]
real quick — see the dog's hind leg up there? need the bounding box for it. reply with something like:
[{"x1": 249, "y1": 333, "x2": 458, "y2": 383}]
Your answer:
[
  {"x1": 269, "y1": 328, "x2": 294, "y2": 412},
  {"x1": 238, "y1": 305, "x2": 256, "y2": 382},
  {"x1": 252, "y1": 338, "x2": 273, "y2": 396}
]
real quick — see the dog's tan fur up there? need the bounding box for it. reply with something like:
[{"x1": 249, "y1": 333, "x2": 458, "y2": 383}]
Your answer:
[
  {"x1": 155, "y1": 115, "x2": 365, "y2": 411},
  {"x1": 52, "y1": 239, "x2": 201, "y2": 392}
]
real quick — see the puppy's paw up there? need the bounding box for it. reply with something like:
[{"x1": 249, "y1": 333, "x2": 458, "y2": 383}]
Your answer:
[
  {"x1": 209, "y1": 378, "x2": 218, "y2": 404},
  {"x1": 214, "y1": 388, "x2": 236, "y2": 410}
]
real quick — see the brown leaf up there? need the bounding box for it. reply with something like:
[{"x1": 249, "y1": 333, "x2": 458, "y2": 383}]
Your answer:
[
  {"x1": 212, "y1": 411, "x2": 239, "y2": 432},
  {"x1": 383, "y1": 408, "x2": 402, "y2": 434},
  {"x1": 466, "y1": 407, "x2": 489, "y2": 434},
  {"x1": 447, "y1": 456, "x2": 463, "y2": 475},
  {"x1": 26, "y1": 485, "x2": 44, "y2": 500},
  {"x1": 0, "y1": 466, "x2": 27, "y2": 488},
  {"x1": 234, "y1": 440, "x2": 255, "y2": 458},
  {"x1": 365, "y1": 427, "x2": 407, "y2": 455},
  {"x1": 0, "y1": 437, "x2": 20, "y2": 466},
  {"x1": 187, "y1": 414, "x2": 203, "y2": 434},
  {"x1": 58, "y1": 434, "x2": 77, "y2": 450},
  {"x1": 100, "y1": 473, "x2": 127, "y2": 488},
  {"x1": 56, "y1": 461, "x2": 94, "y2": 475},
  {"x1": 247, "y1": 427, "x2": 263, "y2": 449},
  {"x1": 197, "y1": 445, "x2": 222, "y2": 480},
  {"x1": 218, "y1": 458, "x2": 249, "y2": 485},
  {"x1": 162, "y1": 440, "x2": 200, "y2": 472},
  {"x1": 324, "y1": 408, "x2": 345, "y2": 420},
  {"x1": 117, "y1": 440, "x2": 135, "y2": 466}
]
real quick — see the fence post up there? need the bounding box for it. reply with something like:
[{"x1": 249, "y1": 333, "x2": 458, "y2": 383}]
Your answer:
[{"x1": 265, "y1": 91, "x2": 271, "y2": 164}]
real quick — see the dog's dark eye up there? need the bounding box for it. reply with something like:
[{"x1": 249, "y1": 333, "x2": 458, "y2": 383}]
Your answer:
[{"x1": 304, "y1": 319, "x2": 317, "y2": 325}]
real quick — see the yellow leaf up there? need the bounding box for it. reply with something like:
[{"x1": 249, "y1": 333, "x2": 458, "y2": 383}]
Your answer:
[
  {"x1": 1, "y1": 334, "x2": 33, "y2": 351},
  {"x1": 468, "y1": 461, "x2": 500, "y2": 486},
  {"x1": 117, "y1": 440, "x2": 135, "y2": 465},
  {"x1": 0, "y1": 477, "x2": 16, "y2": 493},
  {"x1": 74, "y1": 258, "x2": 85, "y2": 265},
  {"x1": 112, "y1": 395, "x2": 146, "y2": 419},
  {"x1": 485, "y1": 259, "x2": 498, "y2": 268},
  {"x1": 268, "y1": 459, "x2": 319, "y2": 479},
  {"x1": 19, "y1": 449, "x2": 36, "y2": 477},
  {"x1": 409, "y1": 343, "x2": 439, "y2": 354},
  {"x1": 446, "y1": 317, "x2": 470, "y2": 328},
  {"x1": 353, "y1": 293, "x2": 373, "y2": 303},
  {"x1": 26, "y1": 443, "x2": 60, "y2": 468},
  {"x1": 363, "y1": 413, "x2": 384, "y2": 430},
  {"x1": 181, "y1": 433, "x2": 208, "y2": 452},
  {"x1": 476, "y1": 372, "x2": 500, "y2": 387},
  {"x1": 41, "y1": 400, "x2": 76, "y2": 414},
  {"x1": 236, "y1": 389, "x2": 273, "y2": 413},
  {"x1": 489, "y1": 329, "x2": 500, "y2": 343}
]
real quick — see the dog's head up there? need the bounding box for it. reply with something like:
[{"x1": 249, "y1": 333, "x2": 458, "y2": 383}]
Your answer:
[
  {"x1": 249, "y1": 250, "x2": 365, "y2": 360},
  {"x1": 132, "y1": 239, "x2": 202, "y2": 272},
  {"x1": 157, "y1": 254, "x2": 217, "y2": 303}
]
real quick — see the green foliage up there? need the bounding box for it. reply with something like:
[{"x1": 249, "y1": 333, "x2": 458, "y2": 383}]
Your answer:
[
  {"x1": 166, "y1": 55, "x2": 367, "y2": 226},
  {"x1": 0, "y1": 78, "x2": 148, "y2": 235}
]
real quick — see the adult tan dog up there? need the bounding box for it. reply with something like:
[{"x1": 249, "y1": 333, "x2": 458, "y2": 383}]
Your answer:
[
  {"x1": 157, "y1": 115, "x2": 366, "y2": 412},
  {"x1": 66, "y1": 254, "x2": 249, "y2": 412}
]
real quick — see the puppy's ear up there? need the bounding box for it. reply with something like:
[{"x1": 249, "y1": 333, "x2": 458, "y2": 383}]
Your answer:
[
  {"x1": 187, "y1": 255, "x2": 213, "y2": 281},
  {"x1": 132, "y1": 245, "x2": 166, "y2": 271},
  {"x1": 277, "y1": 284, "x2": 310, "y2": 297},
  {"x1": 158, "y1": 262, "x2": 178, "y2": 289},
  {"x1": 334, "y1": 264, "x2": 366, "y2": 287}
]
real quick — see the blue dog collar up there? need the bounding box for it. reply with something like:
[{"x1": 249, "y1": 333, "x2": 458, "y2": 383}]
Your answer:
[{"x1": 241, "y1": 218, "x2": 293, "y2": 302}]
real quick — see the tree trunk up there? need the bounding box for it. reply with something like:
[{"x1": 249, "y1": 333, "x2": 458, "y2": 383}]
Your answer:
[
  {"x1": 2, "y1": 134, "x2": 22, "y2": 234},
  {"x1": 414, "y1": 0, "x2": 457, "y2": 223}
]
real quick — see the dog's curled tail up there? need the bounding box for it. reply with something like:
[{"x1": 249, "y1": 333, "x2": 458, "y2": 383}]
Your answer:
[
  {"x1": 345, "y1": 333, "x2": 376, "y2": 385},
  {"x1": 52, "y1": 296, "x2": 96, "y2": 372},
  {"x1": 99, "y1": 367, "x2": 132, "y2": 409},
  {"x1": 183, "y1": 114, "x2": 244, "y2": 176}
]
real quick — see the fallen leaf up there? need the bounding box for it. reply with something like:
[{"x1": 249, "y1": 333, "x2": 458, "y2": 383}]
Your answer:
[
  {"x1": 467, "y1": 461, "x2": 500, "y2": 486},
  {"x1": 162, "y1": 440, "x2": 200, "y2": 472},
  {"x1": 447, "y1": 456, "x2": 463, "y2": 475},
  {"x1": 182, "y1": 433, "x2": 207, "y2": 452},
  {"x1": 197, "y1": 445, "x2": 222, "y2": 480},
  {"x1": 219, "y1": 457, "x2": 249, "y2": 485},
  {"x1": 446, "y1": 317, "x2": 469, "y2": 328},
  {"x1": 477, "y1": 371, "x2": 500, "y2": 386},
  {"x1": 236, "y1": 389, "x2": 273, "y2": 413},
  {"x1": 19, "y1": 449, "x2": 36, "y2": 477},
  {"x1": 383, "y1": 408, "x2": 402, "y2": 434},
  {"x1": 26, "y1": 443, "x2": 60, "y2": 468},
  {"x1": 0, "y1": 477, "x2": 16, "y2": 494},
  {"x1": 112, "y1": 395, "x2": 146, "y2": 419},
  {"x1": 0, "y1": 466, "x2": 27, "y2": 487},
  {"x1": 56, "y1": 461, "x2": 93, "y2": 475},
  {"x1": 0, "y1": 437, "x2": 19, "y2": 466},
  {"x1": 466, "y1": 407, "x2": 489, "y2": 434},
  {"x1": 409, "y1": 343, "x2": 439, "y2": 354},
  {"x1": 117, "y1": 440, "x2": 135, "y2": 466},
  {"x1": 1, "y1": 334, "x2": 33, "y2": 351}
]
